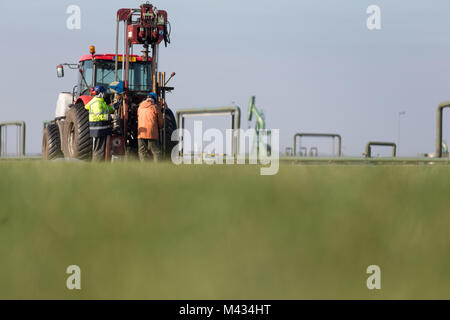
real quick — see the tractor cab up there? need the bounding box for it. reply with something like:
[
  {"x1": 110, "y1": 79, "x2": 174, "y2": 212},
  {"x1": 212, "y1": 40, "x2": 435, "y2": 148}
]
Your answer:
[
  {"x1": 57, "y1": 46, "x2": 152, "y2": 101},
  {"x1": 77, "y1": 54, "x2": 153, "y2": 98},
  {"x1": 56, "y1": 46, "x2": 153, "y2": 103}
]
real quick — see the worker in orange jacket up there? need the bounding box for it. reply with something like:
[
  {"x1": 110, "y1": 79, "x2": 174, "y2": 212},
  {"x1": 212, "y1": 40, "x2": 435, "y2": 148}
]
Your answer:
[{"x1": 137, "y1": 92, "x2": 164, "y2": 162}]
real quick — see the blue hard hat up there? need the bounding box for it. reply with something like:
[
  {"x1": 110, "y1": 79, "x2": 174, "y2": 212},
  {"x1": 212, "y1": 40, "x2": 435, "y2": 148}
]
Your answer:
[
  {"x1": 109, "y1": 81, "x2": 124, "y2": 94},
  {"x1": 147, "y1": 92, "x2": 158, "y2": 101},
  {"x1": 94, "y1": 85, "x2": 106, "y2": 94}
]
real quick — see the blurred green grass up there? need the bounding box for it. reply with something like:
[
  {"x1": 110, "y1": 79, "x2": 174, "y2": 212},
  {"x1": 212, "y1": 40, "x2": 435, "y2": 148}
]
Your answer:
[{"x1": 1, "y1": 161, "x2": 450, "y2": 299}]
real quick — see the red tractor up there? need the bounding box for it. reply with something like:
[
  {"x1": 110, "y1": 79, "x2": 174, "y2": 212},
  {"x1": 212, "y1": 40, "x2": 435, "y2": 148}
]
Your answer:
[{"x1": 43, "y1": 3, "x2": 177, "y2": 160}]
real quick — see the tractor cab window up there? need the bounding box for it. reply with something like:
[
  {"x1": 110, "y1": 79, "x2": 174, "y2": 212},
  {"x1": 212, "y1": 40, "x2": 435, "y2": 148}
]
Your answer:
[
  {"x1": 78, "y1": 59, "x2": 152, "y2": 95},
  {"x1": 94, "y1": 60, "x2": 152, "y2": 92},
  {"x1": 95, "y1": 60, "x2": 116, "y2": 90},
  {"x1": 128, "y1": 63, "x2": 152, "y2": 92},
  {"x1": 78, "y1": 60, "x2": 93, "y2": 95}
]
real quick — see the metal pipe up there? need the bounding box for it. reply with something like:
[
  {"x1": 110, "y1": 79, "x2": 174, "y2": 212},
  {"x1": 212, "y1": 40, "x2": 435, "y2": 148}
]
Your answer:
[
  {"x1": 124, "y1": 28, "x2": 130, "y2": 89},
  {"x1": 300, "y1": 146, "x2": 307, "y2": 157},
  {"x1": 298, "y1": 137, "x2": 301, "y2": 156},
  {"x1": 436, "y1": 101, "x2": 450, "y2": 157},
  {"x1": 152, "y1": 74, "x2": 156, "y2": 94},
  {"x1": 162, "y1": 72, "x2": 166, "y2": 155},
  {"x1": 181, "y1": 116, "x2": 185, "y2": 156},
  {"x1": 293, "y1": 133, "x2": 342, "y2": 157},
  {"x1": 122, "y1": 21, "x2": 127, "y2": 85},
  {"x1": 231, "y1": 113, "x2": 235, "y2": 156},
  {"x1": 365, "y1": 142, "x2": 396, "y2": 158},
  {"x1": 338, "y1": 136, "x2": 341, "y2": 157},
  {"x1": 151, "y1": 44, "x2": 159, "y2": 93},
  {"x1": 155, "y1": 45, "x2": 159, "y2": 76},
  {"x1": 285, "y1": 147, "x2": 293, "y2": 156},
  {"x1": 160, "y1": 72, "x2": 163, "y2": 94},
  {"x1": 162, "y1": 72, "x2": 166, "y2": 104},
  {"x1": 115, "y1": 19, "x2": 120, "y2": 81},
  {"x1": 176, "y1": 107, "x2": 242, "y2": 117},
  {"x1": 16, "y1": 126, "x2": 19, "y2": 157},
  {"x1": 176, "y1": 107, "x2": 241, "y2": 158},
  {"x1": 21, "y1": 122, "x2": 26, "y2": 157},
  {"x1": 0, "y1": 121, "x2": 26, "y2": 157}
]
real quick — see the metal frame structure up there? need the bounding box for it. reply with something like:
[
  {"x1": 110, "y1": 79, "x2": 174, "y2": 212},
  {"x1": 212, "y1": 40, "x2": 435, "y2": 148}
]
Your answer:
[
  {"x1": 309, "y1": 147, "x2": 318, "y2": 157},
  {"x1": 293, "y1": 133, "x2": 342, "y2": 157},
  {"x1": 282, "y1": 156, "x2": 450, "y2": 165},
  {"x1": 176, "y1": 107, "x2": 241, "y2": 157},
  {"x1": 299, "y1": 147, "x2": 307, "y2": 157},
  {"x1": 285, "y1": 147, "x2": 293, "y2": 156},
  {"x1": 365, "y1": 141, "x2": 396, "y2": 158},
  {"x1": 0, "y1": 121, "x2": 26, "y2": 157},
  {"x1": 436, "y1": 101, "x2": 450, "y2": 158},
  {"x1": 113, "y1": 3, "x2": 173, "y2": 155}
]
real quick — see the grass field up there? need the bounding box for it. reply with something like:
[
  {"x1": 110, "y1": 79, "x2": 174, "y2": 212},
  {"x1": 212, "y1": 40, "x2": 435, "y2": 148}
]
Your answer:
[{"x1": 1, "y1": 160, "x2": 450, "y2": 299}]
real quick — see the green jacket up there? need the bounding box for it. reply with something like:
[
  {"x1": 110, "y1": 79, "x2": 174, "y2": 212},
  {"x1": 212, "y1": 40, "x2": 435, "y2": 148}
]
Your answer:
[
  {"x1": 84, "y1": 97, "x2": 115, "y2": 137},
  {"x1": 85, "y1": 97, "x2": 114, "y2": 122}
]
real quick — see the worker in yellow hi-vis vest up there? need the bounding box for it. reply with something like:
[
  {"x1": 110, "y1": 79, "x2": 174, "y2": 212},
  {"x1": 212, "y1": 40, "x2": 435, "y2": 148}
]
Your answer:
[{"x1": 84, "y1": 85, "x2": 115, "y2": 161}]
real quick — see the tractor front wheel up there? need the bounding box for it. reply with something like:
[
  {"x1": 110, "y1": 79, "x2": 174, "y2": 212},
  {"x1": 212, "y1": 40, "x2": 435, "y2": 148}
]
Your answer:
[{"x1": 63, "y1": 103, "x2": 92, "y2": 160}]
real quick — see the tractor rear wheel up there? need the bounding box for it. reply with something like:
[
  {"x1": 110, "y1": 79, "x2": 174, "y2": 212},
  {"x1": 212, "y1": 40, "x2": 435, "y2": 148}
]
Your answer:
[
  {"x1": 163, "y1": 108, "x2": 178, "y2": 157},
  {"x1": 63, "y1": 103, "x2": 92, "y2": 160},
  {"x1": 42, "y1": 123, "x2": 63, "y2": 160}
]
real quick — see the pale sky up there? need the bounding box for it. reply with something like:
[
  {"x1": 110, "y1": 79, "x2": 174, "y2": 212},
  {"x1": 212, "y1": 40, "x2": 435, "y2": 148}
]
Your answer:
[{"x1": 2, "y1": 0, "x2": 450, "y2": 156}]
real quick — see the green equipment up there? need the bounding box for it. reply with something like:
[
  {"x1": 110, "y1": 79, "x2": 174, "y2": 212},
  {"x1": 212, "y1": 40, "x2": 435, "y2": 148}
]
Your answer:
[{"x1": 247, "y1": 96, "x2": 271, "y2": 157}]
